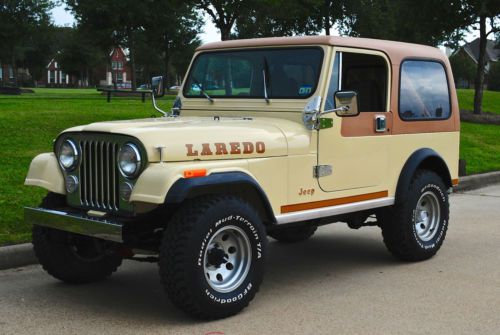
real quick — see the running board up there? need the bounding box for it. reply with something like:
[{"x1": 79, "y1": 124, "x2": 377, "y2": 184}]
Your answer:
[{"x1": 275, "y1": 197, "x2": 395, "y2": 225}]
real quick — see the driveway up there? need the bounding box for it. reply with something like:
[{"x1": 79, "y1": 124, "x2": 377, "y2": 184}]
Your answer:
[{"x1": 1, "y1": 185, "x2": 499, "y2": 335}]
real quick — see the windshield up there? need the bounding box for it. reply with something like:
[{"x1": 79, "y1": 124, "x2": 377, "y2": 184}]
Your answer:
[{"x1": 183, "y1": 47, "x2": 323, "y2": 99}]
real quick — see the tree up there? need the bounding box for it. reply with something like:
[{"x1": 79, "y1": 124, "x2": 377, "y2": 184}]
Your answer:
[
  {"x1": 449, "y1": 51, "x2": 477, "y2": 88},
  {"x1": 65, "y1": 0, "x2": 150, "y2": 90},
  {"x1": 339, "y1": 0, "x2": 468, "y2": 47},
  {"x1": 461, "y1": 1, "x2": 500, "y2": 114},
  {"x1": 234, "y1": 0, "x2": 328, "y2": 39},
  {"x1": 141, "y1": 0, "x2": 202, "y2": 86},
  {"x1": 196, "y1": 0, "x2": 250, "y2": 40},
  {"x1": 487, "y1": 60, "x2": 500, "y2": 91},
  {"x1": 57, "y1": 27, "x2": 106, "y2": 86},
  {"x1": 0, "y1": 0, "x2": 54, "y2": 86}
]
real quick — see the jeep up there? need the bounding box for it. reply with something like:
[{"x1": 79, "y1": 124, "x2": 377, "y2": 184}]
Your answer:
[{"x1": 25, "y1": 36, "x2": 460, "y2": 319}]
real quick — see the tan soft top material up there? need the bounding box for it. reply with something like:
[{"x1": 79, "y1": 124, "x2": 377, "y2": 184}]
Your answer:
[{"x1": 197, "y1": 35, "x2": 446, "y2": 64}]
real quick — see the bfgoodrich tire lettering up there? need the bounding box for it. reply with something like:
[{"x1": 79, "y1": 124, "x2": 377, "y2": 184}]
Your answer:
[
  {"x1": 159, "y1": 195, "x2": 267, "y2": 319},
  {"x1": 380, "y1": 170, "x2": 449, "y2": 261}
]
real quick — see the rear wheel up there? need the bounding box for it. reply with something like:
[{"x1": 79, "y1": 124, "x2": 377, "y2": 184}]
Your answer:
[
  {"x1": 268, "y1": 225, "x2": 317, "y2": 243},
  {"x1": 380, "y1": 170, "x2": 449, "y2": 261},
  {"x1": 159, "y1": 195, "x2": 267, "y2": 319},
  {"x1": 32, "y1": 193, "x2": 123, "y2": 284}
]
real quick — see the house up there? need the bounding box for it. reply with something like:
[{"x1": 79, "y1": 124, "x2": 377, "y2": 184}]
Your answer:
[
  {"x1": 41, "y1": 47, "x2": 132, "y2": 88},
  {"x1": 44, "y1": 58, "x2": 76, "y2": 87},
  {"x1": 0, "y1": 62, "x2": 16, "y2": 86},
  {"x1": 451, "y1": 38, "x2": 499, "y2": 88},
  {"x1": 101, "y1": 47, "x2": 132, "y2": 88}
]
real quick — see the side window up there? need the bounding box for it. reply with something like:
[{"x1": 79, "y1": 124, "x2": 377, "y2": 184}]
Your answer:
[
  {"x1": 341, "y1": 53, "x2": 388, "y2": 112},
  {"x1": 326, "y1": 52, "x2": 388, "y2": 112},
  {"x1": 399, "y1": 60, "x2": 450, "y2": 120}
]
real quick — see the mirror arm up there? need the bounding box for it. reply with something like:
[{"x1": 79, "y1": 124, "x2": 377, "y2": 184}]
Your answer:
[
  {"x1": 319, "y1": 105, "x2": 349, "y2": 116},
  {"x1": 151, "y1": 90, "x2": 168, "y2": 117}
]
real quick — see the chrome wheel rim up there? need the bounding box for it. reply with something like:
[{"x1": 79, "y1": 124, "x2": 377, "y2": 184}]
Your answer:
[
  {"x1": 203, "y1": 225, "x2": 252, "y2": 293},
  {"x1": 414, "y1": 191, "x2": 441, "y2": 242}
]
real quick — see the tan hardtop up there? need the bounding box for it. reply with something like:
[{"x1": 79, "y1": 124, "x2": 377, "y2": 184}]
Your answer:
[{"x1": 197, "y1": 35, "x2": 446, "y2": 64}]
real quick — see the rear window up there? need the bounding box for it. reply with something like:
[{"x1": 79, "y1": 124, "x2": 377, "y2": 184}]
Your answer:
[{"x1": 399, "y1": 60, "x2": 450, "y2": 120}]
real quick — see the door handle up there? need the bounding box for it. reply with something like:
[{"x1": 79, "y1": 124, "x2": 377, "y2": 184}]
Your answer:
[{"x1": 374, "y1": 115, "x2": 386, "y2": 133}]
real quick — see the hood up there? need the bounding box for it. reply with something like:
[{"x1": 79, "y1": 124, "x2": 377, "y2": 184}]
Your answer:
[{"x1": 63, "y1": 116, "x2": 311, "y2": 162}]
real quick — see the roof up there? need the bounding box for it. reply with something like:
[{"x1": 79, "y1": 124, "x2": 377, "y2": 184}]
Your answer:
[
  {"x1": 197, "y1": 35, "x2": 446, "y2": 63},
  {"x1": 462, "y1": 38, "x2": 500, "y2": 63}
]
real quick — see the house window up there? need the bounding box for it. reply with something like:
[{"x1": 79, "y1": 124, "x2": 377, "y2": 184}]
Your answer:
[
  {"x1": 8, "y1": 65, "x2": 14, "y2": 79},
  {"x1": 399, "y1": 60, "x2": 450, "y2": 120},
  {"x1": 0, "y1": 65, "x2": 3, "y2": 80},
  {"x1": 61, "y1": 71, "x2": 66, "y2": 84},
  {"x1": 49, "y1": 71, "x2": 56, "y2": 83},
  {"x1": 112, "y1": 61, "x2": 123, "y2": 70}
]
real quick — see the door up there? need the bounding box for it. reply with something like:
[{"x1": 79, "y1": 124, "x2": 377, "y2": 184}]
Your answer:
[{"x1": 317, "y1": 48, "x2": 392, "y2": 192}]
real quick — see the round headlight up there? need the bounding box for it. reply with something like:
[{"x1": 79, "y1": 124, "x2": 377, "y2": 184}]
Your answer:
[
  {"x1": 59, "y1": 139, "x2": 78, "y2": 170},
  {"x1": 118, "y1": 143, "x2": 141, "y2": 178}
]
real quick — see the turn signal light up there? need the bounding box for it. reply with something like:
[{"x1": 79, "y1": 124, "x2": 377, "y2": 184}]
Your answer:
[{"x1": 184, "y1": 169, "x2": 207, "y2": 178}]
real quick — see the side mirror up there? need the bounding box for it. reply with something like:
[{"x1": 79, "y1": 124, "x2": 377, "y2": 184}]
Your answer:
[
  {"x1": 334, "y1": 91, "x2": 359, "y2": 117},
  {"x1": 151, "y1": 76, "x2": 165, "y2": 98}
]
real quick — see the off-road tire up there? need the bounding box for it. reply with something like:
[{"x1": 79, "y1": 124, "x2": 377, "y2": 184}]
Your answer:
[
  {"x1": 159, "y1": 195, "x2": 267, "y2": 319},
  {"x1": 32, "y1": 193, "x2": 123, "y2": 284},
  {"x1": 268, "y1": 225, "x2": 317, "y2": 243},
  {"x1": 380, "y1": 170, "x2": 449, "y2": 261}
]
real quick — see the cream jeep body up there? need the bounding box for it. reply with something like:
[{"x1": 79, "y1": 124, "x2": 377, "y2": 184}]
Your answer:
[{"x1": 25, "y1": 36, "x2": 459, "y2": 319}]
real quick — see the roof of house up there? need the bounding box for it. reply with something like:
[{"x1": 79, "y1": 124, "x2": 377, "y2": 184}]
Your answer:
[
  {"x1": 462, "y1": 38, "x2": 500, "y2": 63},
  {"x1": 197, "y1": 35, "x2": 446, "y2": 63}
]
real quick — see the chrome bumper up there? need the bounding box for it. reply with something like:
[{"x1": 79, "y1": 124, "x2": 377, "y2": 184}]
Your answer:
[{"x1": 25, "y1": 207, "x2": 123, "y2": 242}]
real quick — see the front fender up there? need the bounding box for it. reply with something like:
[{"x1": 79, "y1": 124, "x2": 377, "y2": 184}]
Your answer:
[
  {"x1": 25, "y1": 153, "x2": 65, "y2": 194},
  {"x1": 130, "y1": 160, "x2": 254, "y2": 204}
]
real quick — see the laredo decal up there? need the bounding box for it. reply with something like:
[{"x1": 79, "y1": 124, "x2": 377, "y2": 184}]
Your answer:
[{"x1": 186, "y1": 142, "x2": 266, "y2": 157}]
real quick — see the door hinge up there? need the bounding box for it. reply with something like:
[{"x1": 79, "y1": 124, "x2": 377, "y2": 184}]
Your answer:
[
  {"x1": 318, "y1": 118, "x2": 333, "y2": 129},
  {"x1": 313, "y1": 165, "x2": 332, "y2": 178}
]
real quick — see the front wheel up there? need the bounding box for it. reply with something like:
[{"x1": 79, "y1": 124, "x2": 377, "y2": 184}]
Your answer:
[
  {"x1": 380, "y1": 170, "x2": 449, "y2": 261},
  {"x1": 32, "y1": 193, "x2": 123, "y2": 284},
  {"x1": 159, "y1": 195, "x2": 267, "y2": 319}
]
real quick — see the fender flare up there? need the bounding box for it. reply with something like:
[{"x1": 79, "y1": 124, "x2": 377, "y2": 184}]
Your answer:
[
  {"x1": 395, "y1": 148, "x2": 452, "y2": 204},
  {"x1": 165, "y1": 171, "x2": 276, "y2": 223}
]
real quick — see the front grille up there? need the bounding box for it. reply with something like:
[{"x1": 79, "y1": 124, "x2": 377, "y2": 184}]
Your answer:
[{"x1": 79, "y1": 140, "x2": 120, "y2": 211}]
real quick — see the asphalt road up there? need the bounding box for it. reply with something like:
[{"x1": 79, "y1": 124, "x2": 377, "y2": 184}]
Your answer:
[{"x1": 1, "y1": 185, "x2": 499, "y2": 335}]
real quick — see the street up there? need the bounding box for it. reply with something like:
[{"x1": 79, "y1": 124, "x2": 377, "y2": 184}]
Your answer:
[{"x1": 1, "y1": 185, "x2": 499, "y2": 335}]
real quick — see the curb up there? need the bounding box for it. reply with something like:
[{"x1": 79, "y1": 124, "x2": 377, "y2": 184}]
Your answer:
[
  {"x1": 0, "y1": 243, "x2": 37, "y2": 270},
  {"x1": 454, "y1": 171, "x2": 500, "y2": 192}
]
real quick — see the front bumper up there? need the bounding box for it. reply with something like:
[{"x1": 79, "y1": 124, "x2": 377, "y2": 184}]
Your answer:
[{"x1": 25, "y1": 207, "x2": 123, "y2": 243}]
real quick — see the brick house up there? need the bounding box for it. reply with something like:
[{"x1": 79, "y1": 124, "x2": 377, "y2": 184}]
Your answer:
[
  {"x1": 101, "y1": 47, "x2": 132, "y2": 88},
  {"x1": 0, "y1": 62, "x2": 16, "y2": 86}
]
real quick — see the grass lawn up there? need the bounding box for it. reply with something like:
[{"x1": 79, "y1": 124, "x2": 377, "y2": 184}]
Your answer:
[
  {"x1": 460, "y1": 122, "x2": 500, "y2": 175},
  {"x1": 456, "y1": 89, "x2": 500, "y2": 114},
  {"x1": 0, "y1": 88, "x2": 174, "y2": 245},
  {"x1": 0, "y1": 88, "x2": 498, "y2": 246}
]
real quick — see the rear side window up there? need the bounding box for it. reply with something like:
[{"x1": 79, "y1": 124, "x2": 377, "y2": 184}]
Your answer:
[{"x1": 399, "y1": 60, "x2": 450, "y2": 120}]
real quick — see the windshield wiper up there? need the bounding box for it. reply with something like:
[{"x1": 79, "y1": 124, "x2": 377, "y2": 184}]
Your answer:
[
  {"x1": 262, "y1": 56, "x2": 270, "y2": 104},
  {"x1": 191, "y1": 77, "x2": 214, "y2": 103}
]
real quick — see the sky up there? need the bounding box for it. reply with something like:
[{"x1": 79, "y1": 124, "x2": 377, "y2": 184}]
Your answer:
[{"x1": 51, "y1": 4, "x2": 481, "y2": 47}]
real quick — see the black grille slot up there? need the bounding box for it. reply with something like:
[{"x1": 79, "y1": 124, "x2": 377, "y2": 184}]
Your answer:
[{"x1": 79, "y1": 140, "x2": 119, "y2": 211}]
